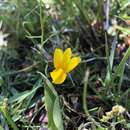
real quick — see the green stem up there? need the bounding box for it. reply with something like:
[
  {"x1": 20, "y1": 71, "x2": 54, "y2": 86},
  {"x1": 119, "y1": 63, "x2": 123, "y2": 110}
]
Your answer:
[
  {"x1": 0, "y1": 125, "x2": 4, "y2": 130},
  {"x1": 0, "y1": 99, "x2": 19, "y2": 130},
  {"x1": 39, "y1": 0, "x2": 44, "y2": 46},
  {"x1": 83, "y1": 69, "x2": 97, "y2": 130},
  {"x1": 110, "y1": 124, "x2": 116, "y2": 130},
  {"x1": 83, "y1": 69, "x2": 90, "y2": 117}
]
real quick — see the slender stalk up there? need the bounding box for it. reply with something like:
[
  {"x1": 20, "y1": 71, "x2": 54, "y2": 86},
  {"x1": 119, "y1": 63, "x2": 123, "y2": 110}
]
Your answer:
[
  {"x1": 110, "y1": 124, "x2": 116, "y2": 130},
  {"x1": 83, "y1": 69, "x2": 97, "y2": 130},
  {"x1": 39, "y1": 0, "x2": 44, "y2": 46},
  {"x1": 0, "y1": 99, "x2": 19, "y2": 130},
  {"x1": 83, "y1": 69, "x2": 90, "y2": 117}
]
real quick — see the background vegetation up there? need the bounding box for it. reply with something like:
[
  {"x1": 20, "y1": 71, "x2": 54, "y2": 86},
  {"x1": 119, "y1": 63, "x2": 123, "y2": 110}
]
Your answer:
[{"x1": 0, "y1": 0, "x2": 130, "y2": 129}]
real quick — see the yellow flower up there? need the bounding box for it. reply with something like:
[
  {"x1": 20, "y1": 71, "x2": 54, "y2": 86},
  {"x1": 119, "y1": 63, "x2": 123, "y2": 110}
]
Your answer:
[
  {"x1": 50, "y1": 48, "x2": 81, "y2": 84},
  {"x1": 106, "y1": 111, "x2": 113, "y2": 118},
  {"x1": 101, "y1": 105, "x2": 126, "y2": 122},
  {"x1": 112, "y1": 105, "x2": 125, "y2": 115},
  {"x1": 101, "y1": 115, "x2": 110, "y2": 122}
]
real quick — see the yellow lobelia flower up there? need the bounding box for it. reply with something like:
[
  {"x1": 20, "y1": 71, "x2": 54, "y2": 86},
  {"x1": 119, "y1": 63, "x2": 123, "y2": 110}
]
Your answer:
[{"x1": 50, "y1": 48, "x2": 81, "y2": 84}]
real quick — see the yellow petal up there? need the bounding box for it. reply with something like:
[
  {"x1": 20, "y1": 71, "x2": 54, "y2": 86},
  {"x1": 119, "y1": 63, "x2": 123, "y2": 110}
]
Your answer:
[
  {"x1": 54, "y1": 48, "x2": 63, "y2": 69},
  {"x1": 67, "y1": 57, "x2": 81, "y2": 72},
  {"x1": 50, "y1": 69, "x2": 64, "y2": 82},
  {"x1": 62, "y1": 48, "x2": 72, "y2": 71},
  {"x1": 53, "y1": 72, "x2": 67, "y2": 84}
]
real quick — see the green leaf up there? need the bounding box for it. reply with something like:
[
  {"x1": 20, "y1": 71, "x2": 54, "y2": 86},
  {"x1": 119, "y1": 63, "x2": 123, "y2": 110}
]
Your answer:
[
  {"x1": 116, "y1": 26, "x2": 130, "y2": 34},
  {"x1": 45, "y1": 87, "x2": 57, "y2": 130},
  {"x1": 40, "y1": 72, "x2": 64, "y2": 130},
  {"x1": 53, "y1": 97, "x2": 64, "y2": 130},
  {"x1": 114, "y1": 47, "x2": 130, "y2": 97},
  {"x1": 105, "y1": 36, "x2": 117, "y2": 86},
  {"x1": 9, "y1": 79, "x2": 42, "y2": 104},
  {"x1": 126, "y1": 123, "x2": 130, "y2": 128},
  {"x1": 115, "y1": 47, "x2": 130, "y2": 77}
]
